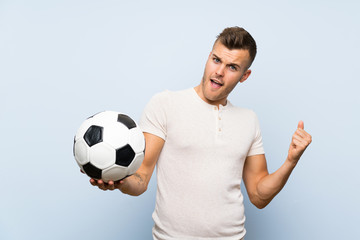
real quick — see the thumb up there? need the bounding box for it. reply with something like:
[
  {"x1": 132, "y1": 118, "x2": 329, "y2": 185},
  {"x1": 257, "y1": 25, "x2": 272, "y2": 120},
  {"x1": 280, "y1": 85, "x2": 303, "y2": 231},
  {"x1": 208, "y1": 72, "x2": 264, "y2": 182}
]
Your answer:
[{"x1": 297, "y1": 120, "x2": 304, "y2": 129}]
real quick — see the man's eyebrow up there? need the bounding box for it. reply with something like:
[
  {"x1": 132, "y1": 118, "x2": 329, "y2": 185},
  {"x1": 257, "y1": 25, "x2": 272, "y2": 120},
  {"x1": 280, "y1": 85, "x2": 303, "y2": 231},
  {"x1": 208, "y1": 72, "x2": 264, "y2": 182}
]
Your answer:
[
  {"x1": 212, "y1": 53, "x2": 242, "y2": 69},
  {"x1": 212, "y1": 53, "x2": 221, "y2": 60}
]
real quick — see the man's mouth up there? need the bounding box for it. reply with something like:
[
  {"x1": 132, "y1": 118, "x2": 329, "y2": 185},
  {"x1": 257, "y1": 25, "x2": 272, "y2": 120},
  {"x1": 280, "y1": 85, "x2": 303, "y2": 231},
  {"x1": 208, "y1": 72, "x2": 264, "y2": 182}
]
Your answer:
[{"x1": 210, "y1": 79, "x2": 223, "y2": 88}]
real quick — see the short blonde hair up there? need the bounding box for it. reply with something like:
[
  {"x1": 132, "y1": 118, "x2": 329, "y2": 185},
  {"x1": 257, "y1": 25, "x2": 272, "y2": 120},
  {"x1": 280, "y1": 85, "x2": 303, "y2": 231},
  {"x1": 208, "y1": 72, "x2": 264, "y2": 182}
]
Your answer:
[{"x1": 215, "y1": 27, "x2": 257, "y2": 67}]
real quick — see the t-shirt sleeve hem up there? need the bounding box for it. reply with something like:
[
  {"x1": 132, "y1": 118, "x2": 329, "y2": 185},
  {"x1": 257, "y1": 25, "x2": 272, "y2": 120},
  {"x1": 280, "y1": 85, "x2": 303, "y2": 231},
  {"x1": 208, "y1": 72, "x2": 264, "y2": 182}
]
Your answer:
[
  {"x1": 247, "y1": 148, "x2": 265, "y2": 157},
  {"x1": 140, "y1": 126, "x2": 166, "y2": 141}
]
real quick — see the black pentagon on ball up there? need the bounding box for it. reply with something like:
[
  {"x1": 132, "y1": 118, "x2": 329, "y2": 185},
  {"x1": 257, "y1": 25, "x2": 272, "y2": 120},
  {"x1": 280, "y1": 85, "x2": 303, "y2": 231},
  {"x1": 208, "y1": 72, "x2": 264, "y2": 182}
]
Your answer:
[
  {"x1": 84, "y1": 125, "x2": 103, "y2": 147},
  {"x1": 83, "y1": 162, "x2": 102, "y2": 179},
  {"x1": 116, "y1": 144, "x2": 135, "y2": 167},
  {"x1": 117, "y1": 114, "x2": 136, "y2": 129}
]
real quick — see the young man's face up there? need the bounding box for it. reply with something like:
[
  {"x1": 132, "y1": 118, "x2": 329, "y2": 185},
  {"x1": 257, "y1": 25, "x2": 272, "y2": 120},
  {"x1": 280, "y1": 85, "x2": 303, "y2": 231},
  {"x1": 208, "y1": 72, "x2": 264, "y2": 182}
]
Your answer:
[{"x1": 197, "y1": 41, "x2": 252, "y2": 106}]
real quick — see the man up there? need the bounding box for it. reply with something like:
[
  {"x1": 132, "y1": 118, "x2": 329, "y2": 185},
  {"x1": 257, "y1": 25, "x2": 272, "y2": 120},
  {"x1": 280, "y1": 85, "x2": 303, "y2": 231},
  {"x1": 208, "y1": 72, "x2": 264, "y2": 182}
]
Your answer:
[{"x1": 90, "y1": 27, "x2": 312, "y2": 239}]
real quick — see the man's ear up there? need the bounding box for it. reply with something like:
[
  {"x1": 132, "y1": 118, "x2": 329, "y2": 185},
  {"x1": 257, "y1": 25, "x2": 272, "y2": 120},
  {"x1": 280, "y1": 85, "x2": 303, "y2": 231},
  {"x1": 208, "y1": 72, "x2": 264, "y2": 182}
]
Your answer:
[{"x1": 240, "y1": 69, "x2": 252, "y2": 83}]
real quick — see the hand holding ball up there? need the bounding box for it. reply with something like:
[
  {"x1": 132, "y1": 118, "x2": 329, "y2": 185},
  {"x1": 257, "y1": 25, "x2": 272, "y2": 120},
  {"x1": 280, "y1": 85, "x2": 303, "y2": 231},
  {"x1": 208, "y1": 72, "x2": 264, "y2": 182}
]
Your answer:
[{"x1": 73, "y1": 111, "x2": 145, "y2": 182}]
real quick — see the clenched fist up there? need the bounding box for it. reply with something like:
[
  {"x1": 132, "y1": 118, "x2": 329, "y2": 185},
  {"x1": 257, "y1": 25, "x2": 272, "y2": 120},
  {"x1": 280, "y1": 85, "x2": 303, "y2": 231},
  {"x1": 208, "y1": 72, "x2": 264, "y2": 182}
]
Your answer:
[{"x1": 287, "y1": 121, "x2": 312, "y2": 164}]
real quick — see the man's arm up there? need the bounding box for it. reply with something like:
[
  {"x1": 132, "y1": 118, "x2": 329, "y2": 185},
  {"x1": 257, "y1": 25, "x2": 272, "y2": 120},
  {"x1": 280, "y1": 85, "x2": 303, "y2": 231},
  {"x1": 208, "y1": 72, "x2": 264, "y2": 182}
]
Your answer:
[
  {"x1": 243, "y1": 121, "x2": 312, "y2": 209},
  {"x1": 90, "y1": 132, "x2": 165, "y2": 196}
]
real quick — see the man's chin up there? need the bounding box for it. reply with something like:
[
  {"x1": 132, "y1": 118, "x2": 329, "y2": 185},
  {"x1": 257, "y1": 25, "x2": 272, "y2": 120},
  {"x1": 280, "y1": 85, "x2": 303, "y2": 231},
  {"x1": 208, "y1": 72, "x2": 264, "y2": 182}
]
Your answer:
[{"x1": 204, "y1": 95, "x2": 223, "y2": 104}]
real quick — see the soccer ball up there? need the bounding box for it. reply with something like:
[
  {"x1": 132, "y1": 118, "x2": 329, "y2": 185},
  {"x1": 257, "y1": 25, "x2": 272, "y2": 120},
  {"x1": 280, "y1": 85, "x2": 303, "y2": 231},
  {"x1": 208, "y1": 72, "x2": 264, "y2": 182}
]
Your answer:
[{"x1": 73, "y1": 111, "x2": 145, "y2": 182}]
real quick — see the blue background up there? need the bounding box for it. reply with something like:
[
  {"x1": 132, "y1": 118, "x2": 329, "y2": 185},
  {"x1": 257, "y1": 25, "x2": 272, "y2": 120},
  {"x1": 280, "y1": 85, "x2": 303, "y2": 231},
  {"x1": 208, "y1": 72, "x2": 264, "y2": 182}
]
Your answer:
[{"x1": 1, "y1": 0, "x2": 359, "y2": 239}]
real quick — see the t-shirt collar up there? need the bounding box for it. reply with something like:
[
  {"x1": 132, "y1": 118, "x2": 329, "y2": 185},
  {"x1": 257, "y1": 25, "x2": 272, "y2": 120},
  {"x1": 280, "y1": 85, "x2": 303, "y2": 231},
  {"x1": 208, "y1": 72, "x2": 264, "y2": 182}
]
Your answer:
[{"x1": 190, "y1": 88, "x2": 231, "y2": 110}]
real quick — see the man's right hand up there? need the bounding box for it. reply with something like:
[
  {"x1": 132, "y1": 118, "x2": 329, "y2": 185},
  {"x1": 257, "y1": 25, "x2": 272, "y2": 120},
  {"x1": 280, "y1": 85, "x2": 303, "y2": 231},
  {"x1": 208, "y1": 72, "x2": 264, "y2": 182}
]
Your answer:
[
  {"x1": 88, "y1": 173, "x2": 147, "y2": 196},
  {"x1": 90, "y1": 178, "x2": 118, "y2": 191},
  {"x1": 89, "y1": 177, "x2": 130, "y2": 192},
  {"x1": 81, "y1": 168, "x2": 129, "y2": 192}
]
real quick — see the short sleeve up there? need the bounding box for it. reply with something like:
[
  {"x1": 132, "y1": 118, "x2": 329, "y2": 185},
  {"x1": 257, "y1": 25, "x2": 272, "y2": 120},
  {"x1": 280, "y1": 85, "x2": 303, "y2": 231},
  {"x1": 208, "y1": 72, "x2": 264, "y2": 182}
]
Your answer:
[
  {"x1": 247, "y1": 112, "x2": 265, "y2": 156},
  {"x1": 139, "y1": 91, "x2": 169, "y2": 140}
]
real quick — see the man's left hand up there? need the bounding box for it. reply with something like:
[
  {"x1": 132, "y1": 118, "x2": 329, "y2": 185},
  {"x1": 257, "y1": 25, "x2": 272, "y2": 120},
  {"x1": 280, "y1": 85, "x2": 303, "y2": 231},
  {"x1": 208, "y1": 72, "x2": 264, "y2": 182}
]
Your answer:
[{"x1": 287, "y1": 120, "x2": 312, "y2": 165}]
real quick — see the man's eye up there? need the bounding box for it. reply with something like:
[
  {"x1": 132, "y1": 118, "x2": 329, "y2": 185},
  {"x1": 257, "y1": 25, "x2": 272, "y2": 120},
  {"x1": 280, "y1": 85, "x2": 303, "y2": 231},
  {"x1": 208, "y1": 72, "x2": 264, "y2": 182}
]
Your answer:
[
  {"x1": 213, "y1": 58, "x2": 220, "y2": 63},
  {"x1": 229, "y1": 65, "x2": 237, "y2": 71}
]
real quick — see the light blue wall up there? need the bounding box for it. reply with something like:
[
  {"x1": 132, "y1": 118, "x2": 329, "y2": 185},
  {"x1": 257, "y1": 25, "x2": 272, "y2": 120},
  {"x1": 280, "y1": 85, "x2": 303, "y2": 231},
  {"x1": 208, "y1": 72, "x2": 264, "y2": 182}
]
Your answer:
[{"x1": 1, "y1": 1, "x2": 359, "y2": 239}]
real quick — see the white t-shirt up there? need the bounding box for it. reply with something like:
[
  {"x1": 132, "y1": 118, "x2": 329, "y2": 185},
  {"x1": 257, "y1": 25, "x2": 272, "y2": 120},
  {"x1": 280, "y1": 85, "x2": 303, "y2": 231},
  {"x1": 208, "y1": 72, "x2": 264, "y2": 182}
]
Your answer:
[{"x1": 139, "y1": 88, "x2": 265, "y2": 240}]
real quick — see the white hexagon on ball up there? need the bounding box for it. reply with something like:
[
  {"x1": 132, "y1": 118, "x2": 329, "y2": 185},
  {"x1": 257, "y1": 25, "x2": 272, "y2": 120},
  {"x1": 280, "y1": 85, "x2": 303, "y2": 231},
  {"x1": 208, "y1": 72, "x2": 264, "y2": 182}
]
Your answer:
[
  {"x1": 88, "y1": 142, "x2": 115, "y2": 170},
  {"x1": 102, "y1": 165, "x2": 128, "y2": 182},
  {"x1": 103, "y1": 122, "x2": 129, "y2": 149}
]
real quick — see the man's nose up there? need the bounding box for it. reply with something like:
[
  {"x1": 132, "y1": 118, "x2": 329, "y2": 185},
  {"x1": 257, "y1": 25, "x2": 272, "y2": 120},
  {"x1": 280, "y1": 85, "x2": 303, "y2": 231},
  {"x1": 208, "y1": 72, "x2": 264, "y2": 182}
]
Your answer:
[{"x1": 216, "y1": 64, "x2": 225, "y2": 77}]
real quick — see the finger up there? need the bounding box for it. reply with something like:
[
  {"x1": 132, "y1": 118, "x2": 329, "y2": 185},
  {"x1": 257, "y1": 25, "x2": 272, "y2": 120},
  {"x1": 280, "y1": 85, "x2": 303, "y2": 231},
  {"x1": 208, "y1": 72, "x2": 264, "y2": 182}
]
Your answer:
[
  {"x1": 90, "y1": 178, "x2": 97, "y2": 186},
  {"x1": 293, "y1": 138, "x2": 310, "y2": 153},
  {"x1": 296, "y1": 129, "x2": 312, "y2": 144},
  {"x1": 292, "y1": 134, "x2": 307, "y2": 147},
  {"x1": 297, "y1": 120, "x2": 304, "y2": 130},
  {"x1": 296, "y1": 127, "x2": 310, "y2": 135},
  {"x1": 293, "y1": 131, "x2": 311, "y2": 144},
  {"x1": 294, "y1": 129, "x2": 312, "y2": 144},
  {"x1": 292, "y1": 133, "x2": 302, "y2": 142},
  {"x1": 295, "y1": 129, "x2": 306, "y2": 138},
  {"x1": 292, "y1": 138, "x2": 306, "y2": 149},
  {"x1": 108, "y1": 181, "x2": 115, "y2": 190},
  {"x1": 97, "y1": 180, "x2": 107, "y2": 190}
]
